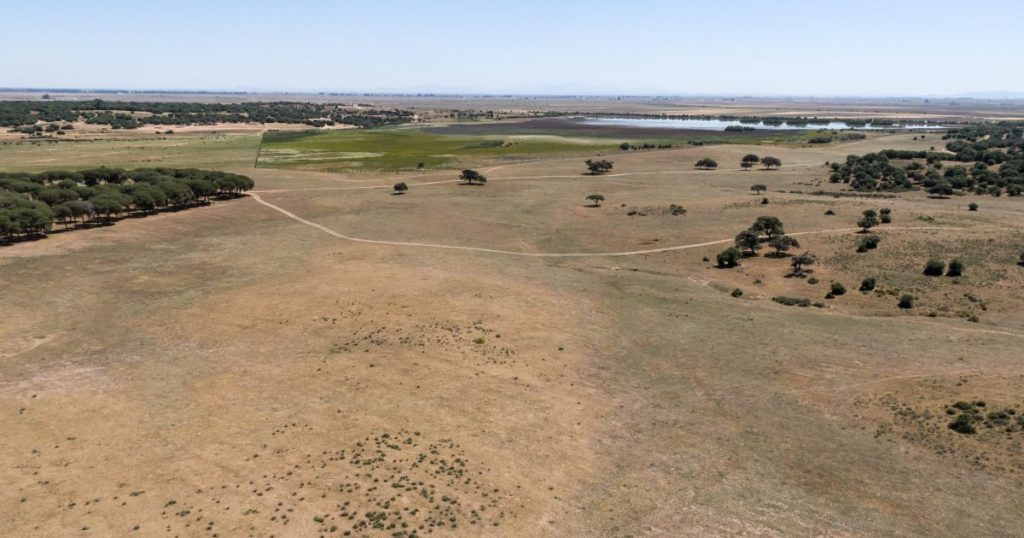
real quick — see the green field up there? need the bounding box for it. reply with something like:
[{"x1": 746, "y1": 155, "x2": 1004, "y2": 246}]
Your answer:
[
  {"x1": 0, "y1": 133, "x2": 261, "y2": 172},
  {"x1": 256, "y1": 125, "x2": 622, "y2": 172}
]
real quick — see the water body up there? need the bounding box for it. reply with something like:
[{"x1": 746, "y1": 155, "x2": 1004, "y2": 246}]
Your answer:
[{"x1": 580, "y1": 117, "x2": 944, "y2": 131}]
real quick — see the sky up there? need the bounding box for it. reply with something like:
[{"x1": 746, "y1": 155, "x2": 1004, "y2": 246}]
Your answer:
[{"x1": 3, "y1": 0, "x2": 1023, "y2": 97}]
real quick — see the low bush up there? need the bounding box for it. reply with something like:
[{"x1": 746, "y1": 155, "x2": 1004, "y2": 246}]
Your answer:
[
  {"x1": 772, "y1": 296, "x2": 812, "y2": 307},
  {"x1": 716, "y1": 247, "x2": 742, "y2": 268},
  {"x1": 946, "y1": 259, "x2": 964, "y2": 277},
  {"x1": 923, "y1": 259, "x2": 945, "y2": 276},
  {"x1": 948, "y1": 414, "x2": 977, "y2": 434},
  {"x1": 856, "y1": 235, "x2": 880, "y2": 252}
]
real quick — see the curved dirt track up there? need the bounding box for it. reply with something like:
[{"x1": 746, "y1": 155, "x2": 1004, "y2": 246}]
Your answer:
[{"x1": 249, "y1": 192, "x2": 976, "y2": 258}]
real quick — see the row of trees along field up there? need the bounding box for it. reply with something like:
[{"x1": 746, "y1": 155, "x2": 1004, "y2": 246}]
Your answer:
[
  {"x1": 0, "y1": 167, "x2": 254, "y2": 242},
  {"x1": 829, "y1": 122, "x2": 1024, "y2": 196},
  {"x1": 0, "y1": 100, "x2": 415, "y2": 131}
]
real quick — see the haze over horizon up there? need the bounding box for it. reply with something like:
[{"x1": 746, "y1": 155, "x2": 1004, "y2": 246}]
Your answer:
[{"x1": 3, "y1": 0, "x2": 1022, "y2": 98}]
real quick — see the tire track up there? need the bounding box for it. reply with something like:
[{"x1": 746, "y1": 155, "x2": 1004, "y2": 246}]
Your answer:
[{"x1": 249, "y1": 192, "x2": 979, "y2": 258}]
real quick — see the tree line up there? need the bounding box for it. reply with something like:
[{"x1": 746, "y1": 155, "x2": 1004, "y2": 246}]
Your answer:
[
  {"x1": 0, "y1": 100, "x2": 415, "y2": 131},
  {"x1": 1, "y1": 167, "x2": 254, "y2": 242}
]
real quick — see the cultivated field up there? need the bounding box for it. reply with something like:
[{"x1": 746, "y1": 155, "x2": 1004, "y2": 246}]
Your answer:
[{"x1": 2, "y1": 116, "x2": 1024, "y2": 537}]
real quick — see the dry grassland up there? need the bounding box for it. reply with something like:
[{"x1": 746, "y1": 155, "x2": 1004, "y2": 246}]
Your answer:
[{"x1": 2, "y1": 128, "x2": 1023, "y2": 536}]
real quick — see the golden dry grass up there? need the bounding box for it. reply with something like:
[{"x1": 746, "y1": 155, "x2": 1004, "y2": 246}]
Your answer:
[{"x1": 2, "y1": 127, "x2": 1024, "y2": 536}]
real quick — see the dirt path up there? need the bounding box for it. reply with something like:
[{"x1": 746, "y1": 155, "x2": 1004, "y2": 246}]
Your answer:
[
  {"x1": 249, "y1": 192, "x2": 978, "y2": 258},
  {"x1": 249, "y1": 165, "x2": 820, "y2": 194}
]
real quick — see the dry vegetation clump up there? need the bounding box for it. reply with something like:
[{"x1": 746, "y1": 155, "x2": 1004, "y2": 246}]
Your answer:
[
  {"x1": 857, "y1": 389, "x2": 1024, "y2": 475},
  {"x1": 328, "y1": 320, "x2": 516, "y2": 366}
]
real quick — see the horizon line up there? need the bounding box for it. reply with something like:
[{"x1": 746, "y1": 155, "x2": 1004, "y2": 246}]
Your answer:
[{"x1": 1, "y1": 87, "x2": 1023, "y2": 101}]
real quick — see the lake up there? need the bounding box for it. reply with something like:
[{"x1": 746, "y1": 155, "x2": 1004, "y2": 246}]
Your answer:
[{"x1": 580, "y1": 117, "x2": 944, "y2": 131}]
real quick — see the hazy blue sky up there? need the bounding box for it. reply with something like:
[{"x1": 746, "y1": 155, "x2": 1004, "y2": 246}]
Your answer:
[{"x1": 3, "y1": 0, "x2": 1022, "y2": 96}]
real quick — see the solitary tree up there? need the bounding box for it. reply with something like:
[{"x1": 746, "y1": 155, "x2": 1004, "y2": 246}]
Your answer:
[
  {"x1": 761, "y1": 156, "x2": 782, "y2": 169},
  {"x1": 857, "y1": 209, "x2": 881, "y2": 232},
  {"x1": 750, "y1": 216, "x2": 785, "y2": 239},
  {"x1": 459, "y1": 169, "x2": 487, "y2": 185},
  {"x1": 695, "y1": 158, "x2": 718, "y2": 170},
  {"x1": 716, "y1": 247, "x2": 742, "y2": 268},
  {"x1": 586, "y1": 193, "x2": 605, "y2": 207},
  {"x1": 790, "y1": 252, "x2": 816, "y2": 276},
  {"x1": 585, "y1": 159, "x2": 614, "y2": 175},
  {"x1": 769, "y1": 235, "x2": 799, "y2": 257},
  {"x1": 741, "y1": 154, "x2": 760, "y2": 169},
  {"x1": 750, "y1": 184, "x2": 767, "y2": 195},
  {"x1": 735, "y1": 229, "x2": 761, "y2": 256},
  {"x1": 393, "y1": 182, "x2": 408, "y2": 194}
]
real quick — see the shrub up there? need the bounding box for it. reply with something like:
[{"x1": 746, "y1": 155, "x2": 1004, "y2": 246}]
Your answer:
[
  {"x1": 923, "y1": 259, "x2": 945, "y2": 276},
  {"x1": 946, "y1": 258, "x2": 964, "y2": 277},
  {"x1": 830, "y1": 282, "x2": 847, "y2": 296},
  {"x1": 772, "y1": 296, "x2": 811, "y2": 307},
  {"x1": 898, "y1": 294, "x2": 914, "y2": 309},
  {"x1": 968, "y1": 202, "x2": 978, "y2": 211},
  {"x1": 856, "y1": 235, "x2": 880, "y2": 252},
  {"x1": 392, "y1": 182, "x2": 408, "y2": 194},
  {"x1": 824, "y1": 208, "x2": 836, "y2": 215},
  {"x1": 695, "y1": 158, "x2": 718, "y2": 169},
  {"x1": 716, "y1": 247, "x2": 742, "y2": 268},
  {"x1": 859, "y1": 277, "x2": 876, "y2": 292},
  {"x1": 730, "y1": 288, "x2": 743, "y2": 298},
  {"x1": 948, "y1": 414, "x2": 976, "y2": 435}
]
